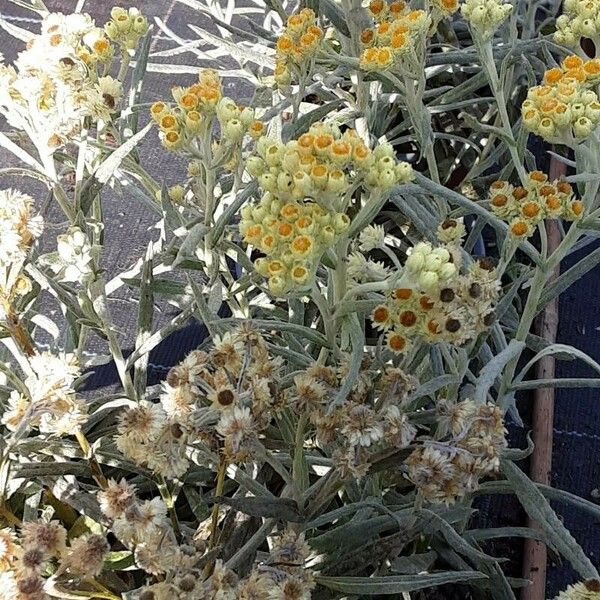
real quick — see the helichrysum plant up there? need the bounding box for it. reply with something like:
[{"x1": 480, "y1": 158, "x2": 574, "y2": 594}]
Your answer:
[{"x1": 0, "y1": 0, "x2": 599, "y2": 599}]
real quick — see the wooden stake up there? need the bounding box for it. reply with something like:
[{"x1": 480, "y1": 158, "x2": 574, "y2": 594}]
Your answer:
[{"x1": 521, "y1": 157, "x2": 565, "y2": 600}]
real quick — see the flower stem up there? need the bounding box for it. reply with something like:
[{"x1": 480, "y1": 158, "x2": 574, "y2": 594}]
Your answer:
[
  {"x1": 208, "y1": 456, "x2": 228, "y2": 551},
  {"x1": 0, "y1": 503, "x2": 21, "y2": 526},
  {"x1": 75, "y1": 429, "x2": 109, "y2": 490},
  {"x1": 477, "y1": 37, "x2": 527, "y2": 186},
  {"x1": 157, "y1": 475, "x2": 181, "y2": 541},
  {"x1": 5, "y1": 311, "x2": 36, "y2": 358}
]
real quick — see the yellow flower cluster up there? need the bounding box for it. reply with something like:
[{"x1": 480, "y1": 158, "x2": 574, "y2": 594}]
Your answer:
[
  {"x1": 150, "y1": 70, "x2": 265, "y2": 152},
  {"x1": 246, "y1": 122, "x2": 413, "y2": 205},
  {"x1": 488, "y1": 171, "x2": 583, "y2": 239},
  {"x1": 104, "y1": 7, "x2": 149, "y2": 50},
  {"x1": 274, "y1": 9, "x2": 324, "y2": 87},
  {"x1": 240, "y1": 196, "x2": 350, "y2": 295},
  {"x1": 359, "y1": 0, "x2": 430, "y2": 72},
  {"x1": 432, "y1": 0, "x2": 461, "y2": 18},
  {"x1": 242, "y1": 124, "x2": 412, "y2": 293},
  {"x1": 461, "y1": 0, "x2": 513, "y2": 39},
  {"x1": 371, "y1": 245, "x2": 499, "y2": 353},
  {"x1": 522, "y1": 55, "x2": 600, "y2": 143},
  {"x1": 555, "y1": 0, "x2": 600, "y2": 47}
]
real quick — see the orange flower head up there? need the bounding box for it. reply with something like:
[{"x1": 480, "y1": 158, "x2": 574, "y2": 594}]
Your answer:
[
  {"x1": 291, "y1": 235, "x2": 313, "y2": 255},
  {"x1": 278, "y1": 222, "x2": 293, "y2": 238},
  {"x1": 563, "y1": 55, "x2": 584, "y2": 70},
  {"x1": 388, "y1": 333, "x2": 407, "y2": 352},
  {"x1": 556, "y1": 181, "x2": 573, "y2": 195},
  {"x1": 314, "y1": 134, "x2": 333, "y2": 151},
  {"x1": 369, "y1": 0, "x2": 385, "y2": 15},
  {"x1": 391, "y1": 33, "x2": 407, "y2": 49},
  {"x1": 389, "y1": 1, "x2": 406, "y2": 15},
  {"x1": 512, "y1": 187, "x2": 529, "y2": 201},
  {"x1": 543, "y1": 68, "x2": 563, "y2": 85},
  {"x1": 570, "y1": 200, "x2": 584, "y2": 216},
  {"x1": 420, "y1": 296, "x2": 434, "y2": 310},
  {"x1": 376, "y1": 47, "x2": 393, "y2": 67},
  {"x1": 281, "y1": 203, "x2": 300, "y2": 221},
  {"x1": 298, "y1": 133, "x2": 315, "y2": 150},
  {"x1": 300, "y1": 33, "x2": 317, "y2": 48},
  {"x1": 510, "y1": 220, "x2": 530, "y2": 237},
  {"x1": 277, "y1": 36, "x2": 294, "y2": 53},
  {"x1": 539, "y1": 185, "x2": 556, "y2": 197},
  {"x1": 522, "y1": 202, "x2": 541, "y2": 218},
  {"x1": 160, "y1": 115, "x2": 177, "y2": 130},
  {"x1": 373, "y1": 306, "x2": 390, "y2": 323},
  {"x1": 93, "y1": 39, "x2": 110, "y2": 54},
  {"x1": 394, "y1": 288, "x2": 413, "y2": 300},
  {"x1": 529, "y1": 171, "x2": 547, "y2": 184},
  {"x1": 399, "y1": 310, "x2": 417, "y2": 327},
  {"x1": 361, "y1": 29, "x2": 375, "y2": 44},
  {"x1": 545, "y1": 196, "x2": 562, "y2": 211},
  {"x1": 491, "y1": 194, "x2": 508, "y2": 208}
]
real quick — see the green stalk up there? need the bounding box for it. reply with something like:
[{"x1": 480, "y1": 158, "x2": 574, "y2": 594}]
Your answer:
[{"x1": 477, "y1": 36, "x2": 527, "y2": 185}]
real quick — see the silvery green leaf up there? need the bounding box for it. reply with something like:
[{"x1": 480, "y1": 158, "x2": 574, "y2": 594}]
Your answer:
[
  {"x1": 316, "y1": 571, "x2": 488, "y2": 594},
  {"x1": 0, "y1": 132, "x2": 44, "y2": 171},
  {"x1": 187, "y1": 24, "x2": 276, "y2": 69},
  {"x1": 465, "y1": 526, "x2": 553, "y2": 549},
  {"x1": 125, "y1": 27, "x2": 153, "y2": 135},
  {"x1": 390, "y1": 551, "x2": 437, "y2": 574},
  {"x1": 133, "y1": 243, "x2": 154, "y2": 400},
  {"x1": 173, "y1": 223, "x2": 209, "y2": 267},
  {"x1": 211, "y1": 182, "x2": 258, "y2": 245},
  {"x1": 407, "y1": 375, "x2": 457, "y2": 403},
  {"x1": 328, "y1": 315, "x2": 363, "y2": 411},
  {"x1": 184, "y1": 487, "x2": 210, "y2": 521},
  {"x1": 512, "y1": 377, "x2": 600, "y2": 390},
  {"x1": 123, "y1": 277, "x2": 189, "y2": 297},
  {"x1": 125, "y1": 304, "x2": 196, "y2": 370},
  {"x1": 515, "y1": 343, "x2": 600, "y2": 386},
  {"x1": 7, "y1": 0, "x2": 48, "y2": 13},
  {"x1": 207, "y1": 279, "x2": 223, "y2": 314},
  {"x1": 474, "y1": 339, "x2": 525, "y2": 404},
  {"x1": 94, "y1": 123, "x2": 153, "y2": 186},
  {"x1": 26, "y1": 265, "x2": 89, "y2": 325},
  {"x1": 349, "y1": 189, "x2": 390, "y2": 238},
  {"x1": 216, "y1": 317, "x2": 329, "y2": 348},
  {"x1": 319, "y1": 0, "x2": 351, "y2": 36},
  {"x1": 0, "y1": 14, "x2": 34, "y2": 42},
  {"x1": 210, "y1": 495, "x2": 303, "y2": 522},
  {"x1": 538, "y1": 245, "x2": 600, "y2": 313},
  {"x1": 104, "y1": 551, "x2": 135, "y2": 571},
  {"x1": 501, "y1": 460, "x2": 598, "y2": 579},
  {"x1": 283, "y1": 100, "x2": 345, "y2": 140},
  {"x1": 30, "y1": 314, "x2": 60, "y2": 340}
]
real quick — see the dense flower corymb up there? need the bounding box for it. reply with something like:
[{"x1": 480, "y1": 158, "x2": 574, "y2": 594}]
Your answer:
[
  {"x1": 461, "y1": 0, "x2": 513, "y2": 39},
  {"x1": 555, "y1": 0, "x2": 600, "y2": 47},
  {"x1": 522, "y1": 55, "x2": 600, "y2": 144},
  {"x1": 488, "y1": 171, "x2": 583, "y2": 238},
  {"x1": 115, "y1": 325, "x2": 284, "y2": 475},
  {"x1": 0, "y1": 12, "x2": 130, "y2": 151},
  {"x1": 241, "y1": 195, "x2": 350, "y2": 295},
  {"x1": 275, "y1": 8, "x2": 325, "y2": 88},
  {"x1": 360, "y1": 1, "x2": 431, "y2": 73},
  {"x1": 370, "y1": 238, "x2": 500, "y2": 353},
  {"x1": 406, "y1": 398, "x2": 508, "y2": 504}
]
